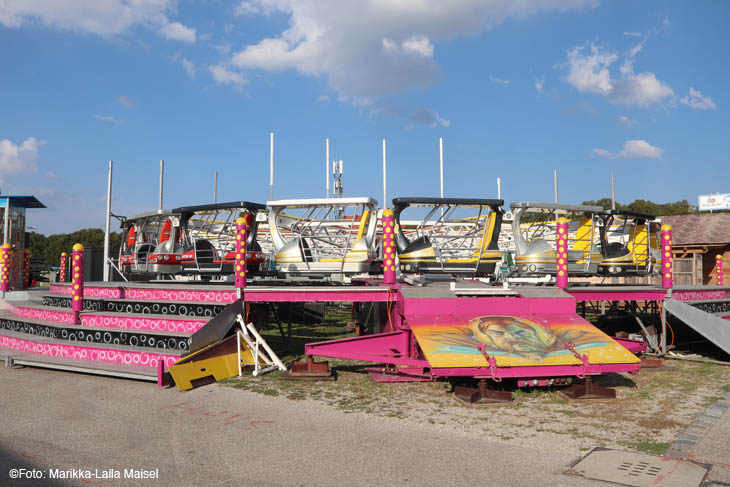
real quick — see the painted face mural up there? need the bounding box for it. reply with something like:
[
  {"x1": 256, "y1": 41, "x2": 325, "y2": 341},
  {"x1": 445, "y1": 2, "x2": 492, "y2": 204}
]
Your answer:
[
  {"x1": 414, "y1": 314, "x2": 620, "y2": 367},
  {"x1": 469, "y1": 316, "x2": 559, "y2": 361}
]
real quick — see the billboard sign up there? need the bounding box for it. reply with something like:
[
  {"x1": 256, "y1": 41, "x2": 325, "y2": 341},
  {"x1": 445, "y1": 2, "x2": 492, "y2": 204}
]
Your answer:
[{"x1": 698, "y1": 193, "x2": 730, "y2": 211}]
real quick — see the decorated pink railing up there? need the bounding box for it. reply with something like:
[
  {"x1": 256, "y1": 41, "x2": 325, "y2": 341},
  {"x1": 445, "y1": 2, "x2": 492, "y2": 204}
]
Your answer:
[
  {"x1": 673, "y1": 290, "x2": 730, "y2": 301},
  {"x1": 81, "y1": 314, "x2": 206, "y2": 334},
  {"x1": 0, "y1": 333, "x2": 178, "y2": 368},
  {"x1": 7, "y1": 304, "x2": 75, "y2": 324},
  {"x1": 49, "y1": 284, "x2": 122, "y2": 299},
  {"x1": 124, "y1": 287, "x2": 237, "y2": 303},
  {"x1": 49, "y1": 284, "x2": 237, "y2": 303}
]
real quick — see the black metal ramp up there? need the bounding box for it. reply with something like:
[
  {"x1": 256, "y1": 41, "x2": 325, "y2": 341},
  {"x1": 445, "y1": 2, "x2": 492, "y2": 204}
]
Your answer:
[
  {"x1": 186, "y1": 298, "x2": 244, "y2": 356},
  {"x1": 664, "y1": 298, "x2": 730, "y2": 356}
]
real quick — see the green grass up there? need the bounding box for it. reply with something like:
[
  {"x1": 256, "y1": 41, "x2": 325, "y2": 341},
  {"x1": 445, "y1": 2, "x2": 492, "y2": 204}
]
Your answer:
[
  {"x1": 621, "y1": 439, "x2": 672, "y2": 456},
  {"x1": 721, "y1": 384, "x2": 730, "y2": 392}
]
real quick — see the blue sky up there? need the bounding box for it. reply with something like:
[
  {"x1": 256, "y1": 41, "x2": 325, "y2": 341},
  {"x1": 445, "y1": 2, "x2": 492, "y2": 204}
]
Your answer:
[{"x1": 0, "y1": 0, "x2": 727, "y2": 234}]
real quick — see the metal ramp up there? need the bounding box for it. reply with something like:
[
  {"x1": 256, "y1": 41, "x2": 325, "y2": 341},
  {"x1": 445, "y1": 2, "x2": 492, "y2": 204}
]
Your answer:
[
  {"x1": 664, "y1": 298, "x2": 730, "y2": 356},
  {"x1": 169, "y1": 299, "x2": 286, "y2": 390}
]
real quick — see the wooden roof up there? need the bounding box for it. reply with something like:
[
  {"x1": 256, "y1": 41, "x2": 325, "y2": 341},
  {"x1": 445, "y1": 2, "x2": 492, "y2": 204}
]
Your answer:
[{"x1": 660, "y1": 213, "x2": 730, "y2": 246}]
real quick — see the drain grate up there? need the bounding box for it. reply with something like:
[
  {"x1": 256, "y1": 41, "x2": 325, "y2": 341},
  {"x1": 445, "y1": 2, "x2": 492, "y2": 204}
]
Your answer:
[
  {"x1": 570, "y1": 448, "x2": 709, "y2": 487},
  {"x1": 616, "y1": 460, "x2": 663, "y2": 478}
]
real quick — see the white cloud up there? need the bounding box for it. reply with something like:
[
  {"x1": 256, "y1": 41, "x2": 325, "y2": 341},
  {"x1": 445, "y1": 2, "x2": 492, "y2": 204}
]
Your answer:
[
  {"x1": 410, "y1": 109, "x2": 450, "y2": 128},
  {"x1": 616, "y1": 115, "x2": 635, "y2": 127},
  {"x1": 564, "y1": 42, "x2": 674, "y2": 107},
  {"x1": 489, "y1": 75, "x2": 509, "y2": 86},
  {"x1": 95, "y1": 114, "x2": 123, "y2": 124},
  {"x1": 117, "y1": 95, "x2": 134, "y2": 107},
  {"x1": 159, "y1": 21, "x2": 196, "y2": 43},
  {"x1": 181, "y1": 58, "x2": 195, "y2": 76},
  {"x1": 623, "y1": 31, "x2": 641, "y2": 37},
  {"x1": 209, "y1": 65, "x2": 247, "y2": 85},
  {"x1": 680, "y1": 87, "x2": 717, "y2": 111},
  {"x1": 316, "y1": 95, "x2": 330, "y2": 103},
  {"x1": 610, "y1": 72, "x2": 674, "y2": 106},
  {"x1": 225, "y1": 0, "x2": 597, "y2": 103},
  {"x1": 591, "y1": 139, "x2": 662, "y2": 160},
  {"x1": 0, "y1": 137, "x2": 42, "y2": 183},
  {"x1": 401, "y1": 35, "x2": 434, "y2": 58},
  {"x1": 234, "y1": 1, "x2": 269, "y2": 16},
  {"x1": 565, "y1": 43, "x2": 616, "y2": 96},
  {"x1": 0, "y1": 1, "x2": 195, "y2": 43}
]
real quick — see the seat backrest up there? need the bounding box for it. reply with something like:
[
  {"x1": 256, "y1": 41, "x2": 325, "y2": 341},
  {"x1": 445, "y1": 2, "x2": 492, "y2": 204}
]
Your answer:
[
  {"x1": 473, "y1": 211, "x2": 501, "y2": 256},
  {"x1": 571, "y1": 217, "x2": 594, "y2": 256},
  {"x1": 127, "y1": 225, "x2": 136, "y2": 248},
  {"x1": 159, "y1": 219, "x2": 172, "y2": 243},
  {"x1": 628, "y1": 223, "x2": 653, "y2": 265}
]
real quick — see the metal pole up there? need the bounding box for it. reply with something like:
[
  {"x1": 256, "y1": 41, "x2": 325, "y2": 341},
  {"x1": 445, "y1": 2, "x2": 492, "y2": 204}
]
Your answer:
[
  {"x1": 497, "y1": 177, "x2": 501, "y2": 200},
  {"x1": 103, "y1": 160, "x2": 112, "y2": 282},
  {"x1": 214, "y1": 171, "x2": 218, "y2": 204},
  {"x1": 159, "y1": 159, "x2": 164, "y2": 211},
  {"x1": 439, "y1": 137, "x2": 444, "y2": 198},
  {"x1": 269, "y1": 132, "x2": 274, "y2": 201},
  {"x1": 611, "y1": 173, "x2": 616, "y2": 210},
  {"x1": 553, "y1": 169, "x2": 558, "y2": 203},
  {"x1": 382, "y1": 138, "x2": 387, "y2": 208},
  {"x1": 324, "y1": 137, "x2": 330, "y2": 198}
]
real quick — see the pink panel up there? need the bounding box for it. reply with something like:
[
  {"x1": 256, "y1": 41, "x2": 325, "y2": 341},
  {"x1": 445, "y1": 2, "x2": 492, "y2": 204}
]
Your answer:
[
  {"x1": 9, "y1": 305, "x2": 75, "y2": 324},
  {"x1": 673, "y1": 289, "x2": 730, "y2": 301},
  {"x1": 83, "y1": 287, "x2": 123, "y2": 299},
  {"x1": 430, "y1": 362, "x2": 641, "y2": 378},
  {"x1": 50, "y1": 283, "x2": 73, "y2": 296},
  {"x1": 568, "y1": 289, "x2": 667, "y2": 302},
  {"x1": 0, "y1": 333, "x2": 179, "y2": 368},
  {"x1": 81, "y1": 314, "x2": 206, "y2": 333},
  {"x1": 50, "y1": 284, "x2": 122, "y2": 298},
  {"x1": 243, "y1": 288, "x2": 392, "y2": 302},
  {"x1": 403, "y1": 296, "x2": 576, "y2": 317},
  {"x1": 124, "y1": 287, "x2": 237, "y2": 303}
]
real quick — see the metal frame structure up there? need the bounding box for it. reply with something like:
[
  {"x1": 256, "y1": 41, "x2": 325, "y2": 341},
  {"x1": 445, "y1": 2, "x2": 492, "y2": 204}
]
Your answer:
[
  {"x1": 510, "y1": 202, "x2": 604, "y2": 276},
  {"x1": 174, "y1": 201, "x2": 267, "y2": 276},
  {"x1": 267, "y1": 197, "x2": 379, "y2": 278},
  {"x1": 596, "y1": 209, "x2": 660, "y2": 276},
  {"x1": 119, "y1": 209, "x2": 182, "y2": 275},
  {"x1": 392, "y1": 197, "x2": 504, "y2": 275}
]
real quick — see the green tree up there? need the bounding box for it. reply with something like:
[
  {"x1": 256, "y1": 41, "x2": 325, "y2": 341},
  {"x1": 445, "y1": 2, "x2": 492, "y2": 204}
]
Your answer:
[
  {"x1": 581, "y1": 198, "x2": 696, "y2": 216},
  {"x1": 29, "y1": 229, "x2": 122, "y2": 267}
]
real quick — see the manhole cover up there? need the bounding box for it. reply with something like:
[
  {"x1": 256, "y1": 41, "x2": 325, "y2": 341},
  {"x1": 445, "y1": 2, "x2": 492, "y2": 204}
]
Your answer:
[{"x1": 570, "y1": 448, "x2": 709, "y2": 487}]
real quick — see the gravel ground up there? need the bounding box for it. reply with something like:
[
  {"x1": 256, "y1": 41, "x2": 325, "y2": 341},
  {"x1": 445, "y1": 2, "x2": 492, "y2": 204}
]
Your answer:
[
  {"x1": 1, "y1": 358, "x2": 729, "y2": 487},
  {"x1": 226, "y1": 358, "x2": 730, "y2": 457}
]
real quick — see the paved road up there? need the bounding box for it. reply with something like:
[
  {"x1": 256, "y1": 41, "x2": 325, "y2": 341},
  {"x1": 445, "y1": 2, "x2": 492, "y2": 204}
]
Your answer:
[{"x1": 0, "y1": 365, "x2": 724, "y2": 487}]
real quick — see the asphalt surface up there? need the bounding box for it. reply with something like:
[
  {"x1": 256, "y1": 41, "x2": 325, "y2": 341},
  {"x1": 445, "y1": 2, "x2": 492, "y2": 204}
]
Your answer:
[{"x1": 0, "y1": 365, "x2": 726, "y2": 487}]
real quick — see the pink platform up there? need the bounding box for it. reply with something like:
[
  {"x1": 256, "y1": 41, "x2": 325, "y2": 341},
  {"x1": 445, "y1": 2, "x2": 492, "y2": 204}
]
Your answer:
[{"x1": 304, "y1": 287, "x2": 643, "y2": 382}]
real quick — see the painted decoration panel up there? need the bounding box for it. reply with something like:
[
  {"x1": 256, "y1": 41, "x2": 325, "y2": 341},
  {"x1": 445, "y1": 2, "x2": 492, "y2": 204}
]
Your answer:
[{"x1": 410, "y1": 313, "x2": 640, "y2": 368}]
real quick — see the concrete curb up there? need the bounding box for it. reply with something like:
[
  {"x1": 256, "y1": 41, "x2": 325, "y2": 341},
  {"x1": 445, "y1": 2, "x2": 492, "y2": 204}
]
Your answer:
[{"x1": 665, "y1": 390, "x2": 730, "y2": 459}]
